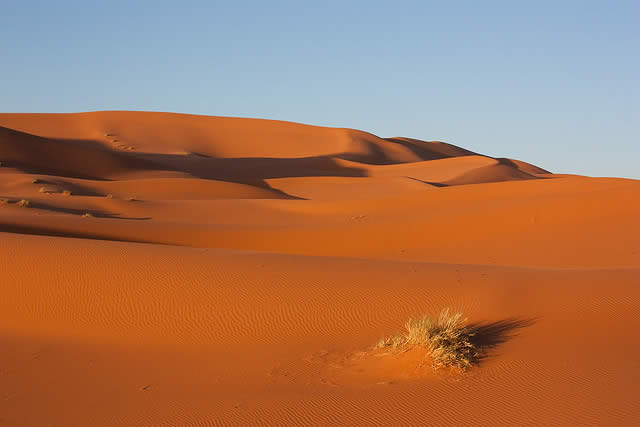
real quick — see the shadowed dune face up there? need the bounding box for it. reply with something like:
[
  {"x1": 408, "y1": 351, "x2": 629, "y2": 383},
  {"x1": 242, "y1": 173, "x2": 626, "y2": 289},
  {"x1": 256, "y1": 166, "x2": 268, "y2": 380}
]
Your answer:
[
  {"x1": 0, "y1": 126, "x2": 158, "y2": 180},
  {"x1": 1, "y1": 111, "x2": 639, "y2": 426},
  {"x1": 383, "y1": 137, "x2": 479, "y2": 160}
]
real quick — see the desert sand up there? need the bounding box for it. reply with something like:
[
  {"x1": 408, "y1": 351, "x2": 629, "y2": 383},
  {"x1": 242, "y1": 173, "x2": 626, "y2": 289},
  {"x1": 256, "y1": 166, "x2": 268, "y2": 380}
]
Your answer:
[{"x1": 1, "y1": 111, "x2": 639, "y2": 426}]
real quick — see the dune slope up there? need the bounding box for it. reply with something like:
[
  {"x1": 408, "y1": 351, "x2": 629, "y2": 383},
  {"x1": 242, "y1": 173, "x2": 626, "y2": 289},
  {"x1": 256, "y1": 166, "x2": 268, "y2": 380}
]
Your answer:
[{"x1": 1, "y1": 111, "x2": 639, "y2": 426}]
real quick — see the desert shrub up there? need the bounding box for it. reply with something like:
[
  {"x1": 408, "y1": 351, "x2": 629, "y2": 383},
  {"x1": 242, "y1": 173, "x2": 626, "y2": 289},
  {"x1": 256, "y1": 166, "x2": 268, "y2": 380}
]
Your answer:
[
  {"x1": 376, "y1": 308, "x2": 478, "y2": 371},
  {"x1": 17, "y1": 199, "x2": 31, "y2": 207},
  {"x1": 62, "y1": 190, "x2": 72, "y2": 196}
]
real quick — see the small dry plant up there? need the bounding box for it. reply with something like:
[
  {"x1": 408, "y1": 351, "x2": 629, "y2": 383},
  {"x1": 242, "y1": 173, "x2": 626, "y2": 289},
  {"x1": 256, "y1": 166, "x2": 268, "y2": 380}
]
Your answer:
[
  {"x1": 82, "y1": 212, "x2": 94, "y2": 218},
  {"x1": 17, "y1": 199, "x2": 31, "y2": 207},
  {"x1": 62, "y1": 190, "x2": 72, "y2": 196},
  {"x1": 376, "y1": 308, "x2": 478, "y2": 371},
  {"x1": 38, "y1": 187, "x2": 50, "y2": 194}
]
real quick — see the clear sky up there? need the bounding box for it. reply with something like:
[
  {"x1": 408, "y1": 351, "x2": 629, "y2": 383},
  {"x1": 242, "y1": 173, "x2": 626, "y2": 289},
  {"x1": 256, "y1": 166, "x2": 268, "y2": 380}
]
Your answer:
[{"x1": 2, "y1": 1, "x2": 638, "y2": 178}]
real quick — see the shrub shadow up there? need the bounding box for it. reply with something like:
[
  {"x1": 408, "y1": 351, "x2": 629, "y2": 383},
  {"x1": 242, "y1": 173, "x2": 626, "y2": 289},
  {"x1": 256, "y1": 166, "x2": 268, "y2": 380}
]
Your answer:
[{"x1": 467, "y1": 317, "x2": 537, "y2": 365}]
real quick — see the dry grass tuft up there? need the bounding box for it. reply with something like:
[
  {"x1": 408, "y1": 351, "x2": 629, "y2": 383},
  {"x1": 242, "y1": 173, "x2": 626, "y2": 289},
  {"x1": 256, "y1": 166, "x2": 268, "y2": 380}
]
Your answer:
[
  {"x1": 17, "y1": 199, "x2": 31, "y2": 207},
  {"x1": 82, "y1": 212, "x2": 94, "y2": 218},
  {"x1": 39, "y1": 187, "x2": 50, "y2": 194},
  {"x1": 106, "y1": 193, "x2": 113, "y2": 199},
  {"x1": 62, "y1": 190, "x2": 72, "y2": 196},
  {"x1": 376, "y1": 308, "x2": 478, "y2": 371}
]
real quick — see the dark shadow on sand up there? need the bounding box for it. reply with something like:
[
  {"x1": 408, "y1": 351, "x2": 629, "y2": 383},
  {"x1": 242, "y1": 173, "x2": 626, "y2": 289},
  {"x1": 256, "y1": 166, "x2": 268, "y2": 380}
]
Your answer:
[
  {"x1": 0, "y1": 222, "x2": 158, "y2": 245},
  {"x1": 3, "y1": 199, "x2": 150, "y2": 220},
  {"x1": 404, "y1": 176, "x2": 449, "y2": 187},
  {"x1": 468, "y1": 317, "x2": 537, "y2": 366}
]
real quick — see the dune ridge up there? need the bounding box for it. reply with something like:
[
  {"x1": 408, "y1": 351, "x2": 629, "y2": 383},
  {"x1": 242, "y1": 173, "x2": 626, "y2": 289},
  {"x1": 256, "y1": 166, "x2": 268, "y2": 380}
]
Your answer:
[{"x1": 1, "y1": 111, "x2": 639, "y2": 426}]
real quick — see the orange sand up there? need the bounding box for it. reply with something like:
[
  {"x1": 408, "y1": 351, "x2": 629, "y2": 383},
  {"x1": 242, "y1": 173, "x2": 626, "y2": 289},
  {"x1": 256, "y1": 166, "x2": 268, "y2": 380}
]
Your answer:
[{"x1": 1, "y1": 111, "x2": 639, "y2": 425}]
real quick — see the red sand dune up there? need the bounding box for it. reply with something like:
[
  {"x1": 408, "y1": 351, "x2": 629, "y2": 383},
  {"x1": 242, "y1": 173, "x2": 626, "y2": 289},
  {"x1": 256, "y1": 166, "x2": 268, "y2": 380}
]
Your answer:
[{"x1": 1, "y1": 111, "x2": 639, "y2": 426}]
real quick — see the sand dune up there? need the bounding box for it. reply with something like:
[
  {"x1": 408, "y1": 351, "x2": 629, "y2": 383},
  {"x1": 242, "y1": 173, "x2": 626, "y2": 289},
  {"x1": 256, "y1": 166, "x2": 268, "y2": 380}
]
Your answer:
[
  {"x1": 0, "y1": 126, "x2": 156, "y2": 180},
  {"x1": 1, "y1": 111, "x2": 639, "y2": 425}
]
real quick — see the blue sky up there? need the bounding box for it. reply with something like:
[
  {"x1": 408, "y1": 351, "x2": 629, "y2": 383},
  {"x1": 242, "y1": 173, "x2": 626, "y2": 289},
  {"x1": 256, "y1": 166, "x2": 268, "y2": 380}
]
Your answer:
[{"x1": 2, "y1": 0, "x2": 638, "y2": 178}]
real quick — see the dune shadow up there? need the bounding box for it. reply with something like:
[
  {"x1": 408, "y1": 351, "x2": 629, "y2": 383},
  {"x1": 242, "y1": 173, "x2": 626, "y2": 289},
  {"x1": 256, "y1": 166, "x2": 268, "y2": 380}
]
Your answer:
[
  {"x1": 27, "y1": 201, "x2": 150, "y2": 220},
  {"x1": 337, "y1": 138, "x2": 398, "y2": 165},
  {"x1": 31, "y1": 179, "x2": 105, "y2": 197},
  {"x1": 384, "y1": 137, "x2": 478, "y2": 160},
  {"x1": 0, "y1": 222, "x2": 158, "y2": 244},
  {"x1": 0, "y1": 126, "x2": 158, "y2": 181},
  {"x1": 189, "y1": 151, "x2": 212, "y2": 158},
  {"x1": 404, "y1": 176, "x2": 449, "y2": 187},
  {"x1": 495, "y1": 157, "x2": 552, "y2": 175},
  {"x1": 2, "y1": 126, "x2": 369, "y2": 198},
  {"x1": 133, "y1": 153, "x2": 369, "y2": 184},
  {"x1": 467, "y1": 317, "x2": 536, "y2": 365}
]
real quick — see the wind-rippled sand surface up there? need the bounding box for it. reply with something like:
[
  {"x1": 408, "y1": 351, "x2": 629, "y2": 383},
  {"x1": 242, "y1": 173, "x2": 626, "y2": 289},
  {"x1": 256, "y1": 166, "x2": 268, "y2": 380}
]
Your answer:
[{"x1": 1, "y1": 111, "x2": 639, "y2": 426}]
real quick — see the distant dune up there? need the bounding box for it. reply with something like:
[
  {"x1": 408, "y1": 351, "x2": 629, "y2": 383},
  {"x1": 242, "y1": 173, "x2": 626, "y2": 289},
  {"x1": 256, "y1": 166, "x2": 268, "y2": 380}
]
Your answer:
[{"x1": 1, "y1": 111, "x2": 639, "y2": 425}]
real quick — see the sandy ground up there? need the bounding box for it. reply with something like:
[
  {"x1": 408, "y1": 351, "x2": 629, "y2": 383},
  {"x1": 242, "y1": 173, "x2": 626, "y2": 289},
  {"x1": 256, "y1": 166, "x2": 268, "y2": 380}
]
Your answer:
[{"x1": 1, "y1": 111, "x2": 639, "y2": 426}]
